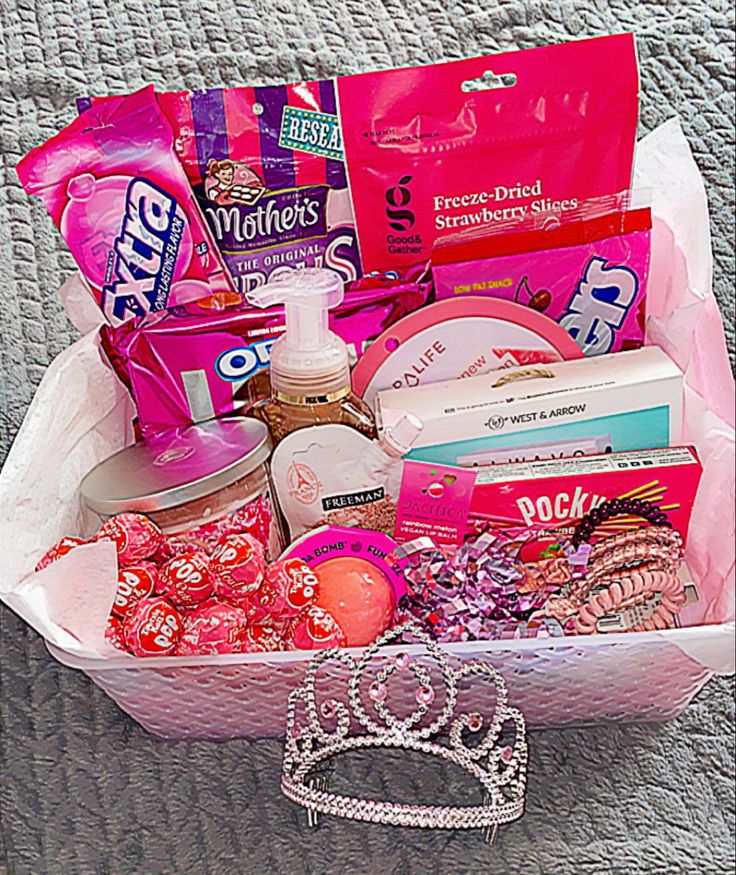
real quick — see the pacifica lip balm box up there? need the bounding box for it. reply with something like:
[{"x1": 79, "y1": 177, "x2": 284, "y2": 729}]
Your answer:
[{"x1": 375, "y1": 347, "x2": 683, "y2": 467}]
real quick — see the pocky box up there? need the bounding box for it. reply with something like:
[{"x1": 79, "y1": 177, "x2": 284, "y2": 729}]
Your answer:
[
  {"x1": 337, "y1": 34, "x2": 639, "y2": 272},
  {"x1": 467, "y1": 446, "x2": 702, "y2": 542},
  {"x1": 83, "y1": 82, "x2": 362, "y2": 295},
  {"x1": 18, "y1": 86, "x2": 232, "y2": 325},
  {"x1": 433, "y1": 203, "x2": 651, "y2": 356}
]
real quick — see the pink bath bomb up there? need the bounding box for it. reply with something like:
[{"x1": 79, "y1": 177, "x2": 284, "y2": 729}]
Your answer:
[{"x1": 313, "y1": 557, "x2": 396, "y2": 647}]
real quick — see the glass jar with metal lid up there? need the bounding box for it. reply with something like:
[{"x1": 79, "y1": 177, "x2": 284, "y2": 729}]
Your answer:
[{"x1": 80, "y1": 417, "x2": 283, "y2": 558}]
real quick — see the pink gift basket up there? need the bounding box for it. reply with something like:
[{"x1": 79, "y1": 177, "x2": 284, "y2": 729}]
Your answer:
[{"x1": 2, "y1": 109, "x2": 734, "y2": 740}]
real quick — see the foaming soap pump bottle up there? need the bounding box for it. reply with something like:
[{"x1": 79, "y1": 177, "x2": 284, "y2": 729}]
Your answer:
[{"x1": 246, "y1": 268, "x2": 376, "y2": 445}]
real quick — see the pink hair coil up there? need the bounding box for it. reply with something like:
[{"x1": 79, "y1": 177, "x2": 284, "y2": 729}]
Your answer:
[
  {"x1": 572, "y1": 570, "x2": 686, "y2": 635},
  {"x1": 588, "y1": 525, "x2": 682, "y2": 564}
]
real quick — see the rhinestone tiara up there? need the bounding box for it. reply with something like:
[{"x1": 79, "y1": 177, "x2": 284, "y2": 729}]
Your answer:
[{"x1": 281, "y1": 622, "x2": 528, "y2": 837}]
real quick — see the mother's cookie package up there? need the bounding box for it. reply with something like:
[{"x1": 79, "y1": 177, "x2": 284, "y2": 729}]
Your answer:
[{"x1": 2, "y1": 34, "x2": 734, "y2": 733}]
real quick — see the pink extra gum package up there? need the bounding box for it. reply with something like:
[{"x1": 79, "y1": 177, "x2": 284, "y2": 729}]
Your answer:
[
  {"x1": 18, "y1": 86, "x2": 232, "y2": 325},
  {"x1": 100, "y1": 266, "x2": 431, "y2": 438},
  {"x1": 432, "y1": 198, "x2": 651, "y2": 355},
  {"x1": 336, "y1": 34, "x2": 639, "y2": 273}
]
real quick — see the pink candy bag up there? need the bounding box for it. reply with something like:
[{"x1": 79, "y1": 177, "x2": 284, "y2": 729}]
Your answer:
[
  {"x1": 18, "y1": 86, "x2": 231, "y2": 325},
  {"x1": 337, "y1": 34, "x2": 639, "y2": 273},
  {"x1": 433, "y1": 201, "x2": 651, "y2": 355}
]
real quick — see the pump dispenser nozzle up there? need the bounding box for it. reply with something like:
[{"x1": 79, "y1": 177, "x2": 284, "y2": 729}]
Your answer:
[{"x1": 246, "y1": 268, "x2": 350, "y2": 400}]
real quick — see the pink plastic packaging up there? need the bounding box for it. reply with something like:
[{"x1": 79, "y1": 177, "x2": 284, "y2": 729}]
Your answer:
[
  {"x1": 337, "y1": 34, "x2": 639, "y2": 272},
  {"x1": 99, "y1": 266, "x2": 430, "y2": 438},
  {"x1": 17, "y1": 86, "x2": 232, "y2": 325},
  {"x1": 433, "y1": 205, "x2": 651, "y2": 355},
  {"x1": 81, "y1": 81, "x2": 361, "y2": 294}
]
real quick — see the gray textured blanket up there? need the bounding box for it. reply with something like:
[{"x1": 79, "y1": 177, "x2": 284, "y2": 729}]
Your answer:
[{"x1": 1, "y1": 0, "x2": 734, "y2": 872}]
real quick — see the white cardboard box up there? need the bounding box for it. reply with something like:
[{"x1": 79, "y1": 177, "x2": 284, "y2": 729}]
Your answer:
[{"x1": 376, "y1": 347, "x2": 683, "y2": 466}]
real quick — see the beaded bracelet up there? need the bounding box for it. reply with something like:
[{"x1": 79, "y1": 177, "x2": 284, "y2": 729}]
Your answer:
[{"x1": 572, "y1": 498, "x2": 671, "y2": 547}]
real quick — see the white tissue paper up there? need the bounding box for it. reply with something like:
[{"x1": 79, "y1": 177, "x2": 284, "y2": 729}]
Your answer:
[{"x1": 0, "y1": 118, "x2": 734, "y2": 665}]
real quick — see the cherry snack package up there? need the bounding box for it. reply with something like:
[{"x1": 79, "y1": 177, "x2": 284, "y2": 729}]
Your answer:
[
  {"x1": 19, "y1": 86, "x2": 232, "y2": 325},
  {"x1": 432, "y1": 198, "x2": 651, "y2": 356},
  {"x1": 337, "y1": 34, "x2": 639, "y2": 272},
  {"x1": 81, "y1": 81, "x2": 360, "y2": 296}
]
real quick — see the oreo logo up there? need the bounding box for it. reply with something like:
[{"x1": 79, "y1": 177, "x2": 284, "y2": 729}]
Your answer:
[
  {"x1": 215, "y1": 339, "x2": 275, "y2": 382},
  {"x1": 385, "y1": 175, "x2": 415, "y2": 232}
]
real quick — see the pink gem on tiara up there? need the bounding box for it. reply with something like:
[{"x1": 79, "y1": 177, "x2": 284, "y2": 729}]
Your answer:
[
  {"x1": 468, "y1": 712, "x2": 483, "y2": 732},
  {"x1": 415, "y1": 685, "x2": 435, "y2": 706},
  {"x1": 320, "y1": 699, "x2": 338, "y2": 719},
  {"x1": 369, "y1": 681, "x2": 387, "y2": 702},
  {"x1": 394, "y1": 652, "x2": 411, "y2": 669},
  {"x1": 501, "y1": 745, "x2": 514, "y2": 763}
]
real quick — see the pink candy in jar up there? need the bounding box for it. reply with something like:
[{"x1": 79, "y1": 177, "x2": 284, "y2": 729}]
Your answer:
[{"x1": 80, "y1": 418, "x2": 280, "y2": 562}]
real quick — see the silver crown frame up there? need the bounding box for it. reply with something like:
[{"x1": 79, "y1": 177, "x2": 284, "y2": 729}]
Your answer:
[{"x1": 281, "y1": 622, "x2": 528, "y2": 839}]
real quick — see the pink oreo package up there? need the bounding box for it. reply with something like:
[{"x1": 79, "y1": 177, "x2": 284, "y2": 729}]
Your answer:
[
  {"x1": 100, "y1": 265, "x2": 431, "y2": 438},
  {"x1": 337, "y1": 34, "x2": 639, "y2": 273},
  {"x1": 18, "y1": 86, "x2": 232, "y2": 325},
  {"x1": 433, "y1": 202, "x2": 651, "y2": 355}
]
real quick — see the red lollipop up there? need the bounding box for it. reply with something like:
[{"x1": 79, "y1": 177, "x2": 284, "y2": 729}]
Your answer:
[
  {"x1": 156, "y1": 551, "x2": 213, "y2": 610},
  {"x1": 105, "y1": 615, "x2": 128, "y2": 652},
  {"x1": 256, "y1": 559, "x2": 320, "y2": 622},
  {"x1": 96, "y1": 513, "x2": 162, "y2": 564},
  {"x1": 175, "y1": 601, "x2": 249, "y2": 656},
  {"x1": 240, "y1": 623, "x2": 283, "y2": 653},
  {"x1": 210, "y1": 533, "x2": 266, "y2": 601},
  {"x1": 123, "y1": 597, "x2": 183, "y2": 657},
  {"x1": 35, "y1": 536, "x2": 86, "y2": 572},
  {"x1": 112, "y1": 562, "x2": 157, "y2": 619},
  {"x1": 285, "y1": 605, "x2": 347, "y2": 651}
]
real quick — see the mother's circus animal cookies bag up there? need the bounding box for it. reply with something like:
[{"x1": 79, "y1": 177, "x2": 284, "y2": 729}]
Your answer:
[
  {"x1": 337, "y1": 34, "x2": 639, "y2": 272},
  {"x1": 19, "y1": 86, "x2": 232, "y2": 325},
  {"x1": 154, "y1": 83, "x2": 360, "y2": 294}
]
